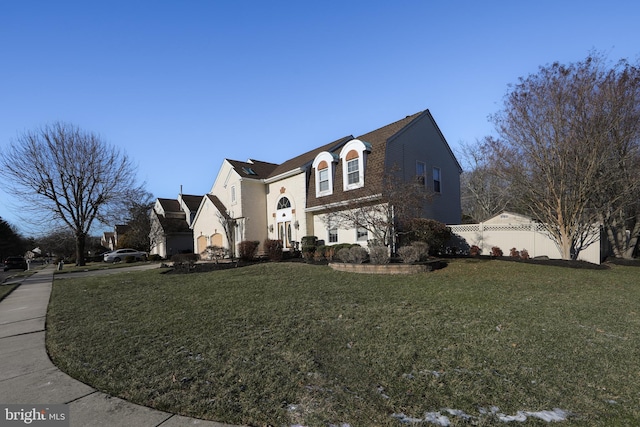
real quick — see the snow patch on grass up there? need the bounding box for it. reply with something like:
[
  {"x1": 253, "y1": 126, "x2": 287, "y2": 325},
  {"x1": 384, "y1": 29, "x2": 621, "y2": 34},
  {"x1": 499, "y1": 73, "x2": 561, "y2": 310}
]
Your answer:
[{"x1": 391, "y1": 407, "x2": 571, "y2": 424}]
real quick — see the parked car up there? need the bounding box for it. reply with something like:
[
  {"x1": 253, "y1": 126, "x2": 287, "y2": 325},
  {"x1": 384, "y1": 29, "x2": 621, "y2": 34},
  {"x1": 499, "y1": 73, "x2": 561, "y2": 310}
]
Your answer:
[
  {"x1": 3, "y1": 256, "x2": 28, "y2": 271},
  {"x1": 103, "y1": 248, "x2": 147, "y2": 263}
]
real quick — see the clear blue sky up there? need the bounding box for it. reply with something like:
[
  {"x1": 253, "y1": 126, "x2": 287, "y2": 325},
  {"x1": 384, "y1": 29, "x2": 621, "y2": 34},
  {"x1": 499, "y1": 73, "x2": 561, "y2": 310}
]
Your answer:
[{"x1": 1, "y1": 1, "x2": 639, "y2": 236}]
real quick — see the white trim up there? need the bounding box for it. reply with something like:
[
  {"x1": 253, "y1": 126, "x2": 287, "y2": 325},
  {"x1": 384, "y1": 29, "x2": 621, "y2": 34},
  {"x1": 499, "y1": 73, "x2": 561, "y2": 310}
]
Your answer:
[
  {"x1": 312, "y1": 151, "x2": 337, "y2": 197},
  {"x1": 339, "y1": 139, "x2": 370, "y2": 191},
  {"x1": 305, "y1": 193, "x2": 383, "y2": 212},
  {"x1": 264, "y1": 167, "x2": 304, "y2": 184}
]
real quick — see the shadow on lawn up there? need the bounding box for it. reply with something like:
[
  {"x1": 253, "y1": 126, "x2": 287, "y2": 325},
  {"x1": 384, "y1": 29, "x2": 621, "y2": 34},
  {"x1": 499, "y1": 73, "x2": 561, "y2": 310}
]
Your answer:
[{"x1": 441, "y1": 254, "x2": 640, "y2": 270}]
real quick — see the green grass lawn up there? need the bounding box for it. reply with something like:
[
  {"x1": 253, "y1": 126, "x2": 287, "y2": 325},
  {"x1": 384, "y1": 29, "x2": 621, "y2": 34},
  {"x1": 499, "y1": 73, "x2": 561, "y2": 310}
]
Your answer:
[
  {"x1": 0, "y1": 283, "x2": 18, "y2": 301},
  {"x1": 46, "y1": 259, "x2": 640, "y2": 426}
]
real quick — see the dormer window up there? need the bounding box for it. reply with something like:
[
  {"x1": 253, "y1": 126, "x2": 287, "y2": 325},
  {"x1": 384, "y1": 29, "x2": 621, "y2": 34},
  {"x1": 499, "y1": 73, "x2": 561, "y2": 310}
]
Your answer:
[
  {"x1": 312, "y1": 151, "x2": 337, "y2": 197},
  {"x1": 346, "y1": 151, "x2": 360, "y2": 185},
  {"x1": 318, "y1": 161, "x2": 329, "y2": 191},
  {"x1": 339, "y1": 139, "x2": 370, "y2": 191}
]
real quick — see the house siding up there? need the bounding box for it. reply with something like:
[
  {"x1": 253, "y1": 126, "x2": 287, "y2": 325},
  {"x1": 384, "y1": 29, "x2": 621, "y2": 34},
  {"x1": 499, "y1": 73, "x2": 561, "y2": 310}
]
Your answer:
[
  {"x1": 266, "y1": 173, "x2": 308, "y2": 247},
  {"x1": 240, "y1": 179, "x2": 269, "y2": 247},
  {"x1": 384, "y1": 112, "x2": 462, "y2": 224}
]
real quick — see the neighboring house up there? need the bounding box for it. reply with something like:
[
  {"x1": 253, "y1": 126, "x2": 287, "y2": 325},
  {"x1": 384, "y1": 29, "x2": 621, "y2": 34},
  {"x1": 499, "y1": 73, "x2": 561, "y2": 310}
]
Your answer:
[
  {"x1": 101, "y1": 231, "x2": 115, "y2": 250},
  {"x1": 100, "y1": 225, "x2": 129, "y2": 251},
  {"x1": 191, "y1": 109, "x2": 462, "y2": 257},
  {"x1": 150, "y1": 193, "x2": 203, "y2": 258},
  {"x1": 449, "y1": 211, "x2": 606, "y2": 264}
]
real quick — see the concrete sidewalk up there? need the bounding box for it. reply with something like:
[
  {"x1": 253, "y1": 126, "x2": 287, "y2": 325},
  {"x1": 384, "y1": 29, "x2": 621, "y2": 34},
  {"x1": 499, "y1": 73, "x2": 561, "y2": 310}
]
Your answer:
[{"x1": 0, "y1": 266, "x2": 238, "y2": 427}]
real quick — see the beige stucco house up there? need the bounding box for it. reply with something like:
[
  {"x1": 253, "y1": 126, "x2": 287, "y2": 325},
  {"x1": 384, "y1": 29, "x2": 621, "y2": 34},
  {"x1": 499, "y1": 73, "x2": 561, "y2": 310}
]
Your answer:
[{"x1": 190, "y1": 109, "x2": 462, "y2": 257}]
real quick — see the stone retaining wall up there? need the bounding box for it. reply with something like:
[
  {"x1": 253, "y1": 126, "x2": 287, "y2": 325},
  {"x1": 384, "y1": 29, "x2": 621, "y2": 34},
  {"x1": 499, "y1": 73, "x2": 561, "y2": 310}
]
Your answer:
[{"x1": 328, "y1": 262, "x2": 431, "y2": 274}]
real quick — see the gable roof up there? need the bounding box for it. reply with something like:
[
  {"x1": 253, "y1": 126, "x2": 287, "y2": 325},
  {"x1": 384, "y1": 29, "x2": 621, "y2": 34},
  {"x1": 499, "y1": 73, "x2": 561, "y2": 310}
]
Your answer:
[
  {"x1": 356, "y1": 111, "x2": 424, "y2": 146},
  {"x1": 206, "y1": 194, "x2": 231, "y2": 220},
  {"x1": 305, "y1": 110, "x2": 448, "y2": 210},
  {"x1": 180, "y1": 194, "x2": 204, "y2": 212},
  {"x1": 155, "y1": 214, "x2": 191, "y2": 233}
]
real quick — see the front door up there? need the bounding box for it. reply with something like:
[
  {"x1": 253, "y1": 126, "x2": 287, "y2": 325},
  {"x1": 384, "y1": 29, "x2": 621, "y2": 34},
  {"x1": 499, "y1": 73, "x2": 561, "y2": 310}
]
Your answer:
[{"x1": 278, "y1": 221, "x2": 292, "y2": 248}]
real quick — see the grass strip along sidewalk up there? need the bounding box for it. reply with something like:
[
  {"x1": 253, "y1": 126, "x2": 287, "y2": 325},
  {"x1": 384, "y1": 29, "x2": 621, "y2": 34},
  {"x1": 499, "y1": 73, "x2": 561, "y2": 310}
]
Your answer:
[{"x1": 46, "y1": 259, "x2": 640, "y2": 426}]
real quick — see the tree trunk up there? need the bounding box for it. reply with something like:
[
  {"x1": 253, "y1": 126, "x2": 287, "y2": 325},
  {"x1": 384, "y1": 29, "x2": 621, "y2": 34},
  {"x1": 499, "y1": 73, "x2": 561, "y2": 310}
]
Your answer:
[
  {"x1": 75, "y1": 232, "x2": 87, "y2": 266},
  {"x1": 623, "y1": 215, "x2": 640, "y2": 259}
]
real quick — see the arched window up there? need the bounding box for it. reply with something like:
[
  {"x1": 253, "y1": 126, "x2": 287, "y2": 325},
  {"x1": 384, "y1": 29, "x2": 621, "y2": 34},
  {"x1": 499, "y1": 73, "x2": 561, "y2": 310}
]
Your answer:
[
  {"x1": 345, "y1": 150, "x2": 360, "y2": 185},
  {"x1": 318, "y1": 161, "x2": 329, "y2": 192},
  {"x1": 312, "y1": 151, "x2": 337, "y2": 197},
  {"x1": 277, "y1": 197, "x2": 291, "y2": 209},
  {"x1": 339, "y1": 139, "x2": 371, "y2": 191}
]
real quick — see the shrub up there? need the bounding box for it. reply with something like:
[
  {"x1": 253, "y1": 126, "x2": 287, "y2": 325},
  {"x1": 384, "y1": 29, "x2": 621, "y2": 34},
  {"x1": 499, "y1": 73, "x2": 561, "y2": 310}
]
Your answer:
[
  {"x1": 336, "y1": 246, "x2": 368, "y2": 263},
  {"x1": 520, "y1": 249, "x2": 530, "y2": 260},
  {"x1": 369, "y1": 245, "x2": 389, "y2": 265},
  {"x1": 263, "y1": 239, "x2": 283, "y2": 261},
  {"x1": 397, "y1": 241, "x2": 430, "y2": 264},
  {"x1": 470, "y1": 245, "x2": 481, "y2": 256},
  {"x1": 510, "y1": 247, "x2": 520, "y2": 258},
  {"x1": 148, "y1": 254, "x2": 163, "y2": 262},
  {"x1": 398, "y1": 246, "x2": 420, "y2": 264},
  {"x1": 171, "y1": 253, "x2": 199, "y2": 272},
  {"x1": 124, "y1": 255, "x2": 136, "y2": 263},
  {"x1": 349, "y1": 246, "x2": 368, "y2": 264},
  {"x1": 491, "y1": 246, "x2": 503, "y2": 257},
  {"x1": 300, "y1": 236, "x2": 318, "y2": 248},
  {"x1": 403, "y1": 218, "x2": 452, "y2": 254},
  {"x1": 336, "y1": 247, "x2": 351, "y2": 263},
  {"x1": 324, "y1": 246, "x2": 336, "y2": 261},
  {"x1": 171, "y1": 253, "x2": 199, "y2": 264},
  {"x1": 202, "y1": 245, "x2": 227, "y2": 262},
  {"x1": 313, "y1": 245, "x2": 326, "y2": 262},
  {"x1": 331, "y1": 243, "x2": 353, "y2": 254},
  {"x1": 302, "y1": 245, "x2": 315, "y2": 261},
  {"x1": 238, "y1": 240, "x2": 260, "y2": 261}
]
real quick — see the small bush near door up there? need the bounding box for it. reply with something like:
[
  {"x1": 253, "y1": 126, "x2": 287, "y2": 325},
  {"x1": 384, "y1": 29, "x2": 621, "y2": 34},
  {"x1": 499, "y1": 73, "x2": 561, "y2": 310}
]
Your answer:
[
  {"x1": 263, "y1": 239, "x2": 283, "y2": 261},
  {"x1": 238, "y1": 241, "x2": 260, "y2": 261}
]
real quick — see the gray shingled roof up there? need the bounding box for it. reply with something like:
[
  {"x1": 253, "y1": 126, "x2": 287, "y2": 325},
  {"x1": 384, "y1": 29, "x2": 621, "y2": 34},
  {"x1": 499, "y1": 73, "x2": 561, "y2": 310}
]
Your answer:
[
  {"x1": 180, "y1": 194, "x2": 204, "y2": 212},
  {"x1": 266, "y1": 135, "x2": 354, "y2": 179},
  {"x1": 157, "y1": 198, "x2": 182, "y2": 213},
  {"x1": 226, "y1": 159, "x2": 279, "y2": 179}
]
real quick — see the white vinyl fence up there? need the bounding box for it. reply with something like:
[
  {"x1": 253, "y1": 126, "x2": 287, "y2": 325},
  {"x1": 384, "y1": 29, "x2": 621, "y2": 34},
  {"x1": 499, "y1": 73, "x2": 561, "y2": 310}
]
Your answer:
[{"x1": 449, "y1": 222, "x2": 604, "y2": 264}]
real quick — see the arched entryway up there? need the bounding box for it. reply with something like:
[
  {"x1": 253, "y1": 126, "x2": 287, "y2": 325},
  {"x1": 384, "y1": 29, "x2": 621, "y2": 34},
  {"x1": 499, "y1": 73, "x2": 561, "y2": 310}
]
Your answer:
[{"x1": 276, "y1": 196, "x2": 293, "y2": 248}]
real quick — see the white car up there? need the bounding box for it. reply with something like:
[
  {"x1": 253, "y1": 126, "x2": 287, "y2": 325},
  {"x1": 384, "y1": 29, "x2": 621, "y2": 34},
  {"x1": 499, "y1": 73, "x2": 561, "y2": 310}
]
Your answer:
[{"x1": 103, "y1": 248, "x2": 147, "y2": 263}]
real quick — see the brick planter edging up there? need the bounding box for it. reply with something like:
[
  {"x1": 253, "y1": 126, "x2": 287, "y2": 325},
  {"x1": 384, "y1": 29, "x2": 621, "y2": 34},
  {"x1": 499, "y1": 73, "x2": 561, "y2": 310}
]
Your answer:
[{"x1": 328, "y1": 262, "x2": 431, "y2": 274}]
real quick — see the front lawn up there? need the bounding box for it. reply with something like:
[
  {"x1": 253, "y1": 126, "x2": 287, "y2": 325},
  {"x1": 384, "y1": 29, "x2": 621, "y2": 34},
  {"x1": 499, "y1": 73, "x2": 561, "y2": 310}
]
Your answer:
[{"x1": 46, "y1": 259, "x2": 640, "y2": 426}]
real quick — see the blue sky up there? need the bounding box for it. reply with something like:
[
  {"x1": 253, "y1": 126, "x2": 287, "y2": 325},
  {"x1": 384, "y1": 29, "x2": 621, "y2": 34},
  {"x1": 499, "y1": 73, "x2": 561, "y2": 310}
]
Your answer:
[{"x1": 1, "y1": 1, "x2": 639, "y2": 236}]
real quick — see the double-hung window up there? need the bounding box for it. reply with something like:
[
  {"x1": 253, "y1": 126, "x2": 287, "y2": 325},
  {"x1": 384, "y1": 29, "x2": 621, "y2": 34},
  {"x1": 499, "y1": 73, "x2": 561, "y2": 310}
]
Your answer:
[
  {"x1": 312, "y1": 153, "x2": 335, "y2": 197},
  {"x1": 339, "y1": 139, "x2": 370, "y2": 191},
  {"x1": 347, "y1": 157, "x2": 359, "y2": 185},
  {"x1": 319, "y1": 166, "x2": 329, "y2": 192},
  {"x1": 433, "y1": 167, "x2": 441, "y2": 193},
  {"x1": 416, "y1": 161, "x2": 426, "y2": 185}
]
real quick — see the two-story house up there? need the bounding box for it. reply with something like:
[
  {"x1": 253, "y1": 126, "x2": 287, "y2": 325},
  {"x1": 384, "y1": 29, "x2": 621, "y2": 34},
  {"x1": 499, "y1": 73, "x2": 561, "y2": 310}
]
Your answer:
[
  {"x1": 149, "y1": 193, "x2": 202, "y2": 258},
  {"x1": 189, "y1": 109, "x2": 461, "y2": 257}
]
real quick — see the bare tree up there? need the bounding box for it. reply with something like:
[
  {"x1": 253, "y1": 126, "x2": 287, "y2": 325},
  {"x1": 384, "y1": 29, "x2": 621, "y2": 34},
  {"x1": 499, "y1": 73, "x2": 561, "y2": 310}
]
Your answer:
[
  {"x1": 458, "y1": 139, "x2": 512, "y2": 222},
  {"x1": 486, "y1": 53, "x2": 640, "y2": 260},
  {"x1": 0, "y1": 122, "x2": 144, "y2": 265},
  {"x1": 117, "y1": 191, "x2": 154, "y2": 252},
  {"x1": 215, "y1": 210, "x2": 236, "y2": 258},
  {"x1": 588, "y1": 60, "x2": 640, "y2": 259},
  {"x1": 320, "y1": 168, "x2": 433, "y2": 251}
]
